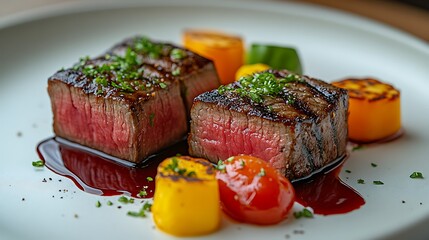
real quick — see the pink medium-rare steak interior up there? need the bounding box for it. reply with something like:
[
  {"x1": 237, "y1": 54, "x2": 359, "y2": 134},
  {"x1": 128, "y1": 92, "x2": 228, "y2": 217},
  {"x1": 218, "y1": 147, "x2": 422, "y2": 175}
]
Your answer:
[
  {"x1": 48, "y1": 79, "x2": 187, "y2": 162},
  {"x1": 189, "y1": 101, "x2": 295, "y2": 173}
]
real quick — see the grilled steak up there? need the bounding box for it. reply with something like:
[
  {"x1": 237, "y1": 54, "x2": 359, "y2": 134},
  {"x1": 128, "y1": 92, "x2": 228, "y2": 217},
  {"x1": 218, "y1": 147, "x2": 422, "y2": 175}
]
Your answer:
[
  {"x1": 107, "y1": 37, "x2": 220, "y2": 112},
  {"x1": 188, "y1": 70, "x2": 348, "y2": 180},
  {"x1": 48, "y1": 36, "x2": 220, "y2": 163}
]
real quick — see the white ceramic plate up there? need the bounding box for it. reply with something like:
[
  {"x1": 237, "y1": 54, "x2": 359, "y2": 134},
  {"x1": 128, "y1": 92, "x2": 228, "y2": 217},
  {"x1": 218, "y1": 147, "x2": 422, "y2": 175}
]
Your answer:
[{"x1": 1, "y1": 1, "x2": 429, "y2": 239}]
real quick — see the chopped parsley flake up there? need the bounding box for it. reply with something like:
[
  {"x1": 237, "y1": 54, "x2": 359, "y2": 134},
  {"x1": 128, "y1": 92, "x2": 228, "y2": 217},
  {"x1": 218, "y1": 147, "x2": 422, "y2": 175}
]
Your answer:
[
  {"x1": 294, "y1": 208, "x2": 314, "y2": 219},
  {"x1": 138, "y1": 190, "x2": 147, "y2": 197},
  {"x1": 373, "y1": 180, "x2": 384, "y2": 185},
  {"x1": 107, "y1": 200, "x2": 113, "y2": 206},
  {"x1": 371, "y1": 163, "x2": 377, "y2": 167},
  {"x1": 32, "y1": 160, "x2": 44, "y2": 167},
  {"x1": 118, "y1": 196, "x2": 134, "y2": 204},
  {"x1": 172, "y1": 67, "x2": 181, "y2": 76},
  {"x1": 170, "y1": 48, "x2": 186, "y2": 60},
  {"x1": 164, "y1": 157, "x2": 197, "y2": 177},
  {"x1": 226, "y1": 156, "x2": 234, "y2": 162},
  {"x1": 287, "y1": 95, "x2": 295, "y2": 105},
  {"x1": 357, "y1": 179, "x2": 365, "y2": 184},
  {"x1": 96, "y1": 201, "x2": 101, "y2": 208},
  {"x1": 345, "y1": 170, "x2": 351, "y2": 173},
  {"x1": 127, "y1": 202, "x2": 152, "y2": 218},
  {"x1": 146, "y1": 177, "x2": 153, "y2": 182},
  {"x1": 133, "y1": 37, "x2": 163, "y2": 59},
  {"x1": 215, "y1": 160, "x2": 226, "y2": 171},
  {"x1": 240, "y1": 160, "x2": 245, "y2": 167},
  {"x1": 258, "y1": 168, "x2": 266, "y2": 177},
  {"x1": 159, "y1": 82, "x2": 167, "y2": 89},
  {"x1": 72, "y1": 37, "x2": 173, "y2": 94},
  {"x1": 410, "y1": 172, "x2": 424, "y2": 179},
  {"x1": 218, "y1": 72, "x2": 303, "y2": 103}
]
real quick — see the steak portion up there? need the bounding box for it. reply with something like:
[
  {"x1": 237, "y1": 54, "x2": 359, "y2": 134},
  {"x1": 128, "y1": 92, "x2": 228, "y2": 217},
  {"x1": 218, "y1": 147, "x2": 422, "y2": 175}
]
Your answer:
[
  {"x1": 107, "y1": 37, "x2": 220, "y2": 112},
  {"x1": 188, "y1": 70, "x2": 348, "y2": 180},
  {"x1": 48, "y1": 36, "x2": 219, "y2": 163}
]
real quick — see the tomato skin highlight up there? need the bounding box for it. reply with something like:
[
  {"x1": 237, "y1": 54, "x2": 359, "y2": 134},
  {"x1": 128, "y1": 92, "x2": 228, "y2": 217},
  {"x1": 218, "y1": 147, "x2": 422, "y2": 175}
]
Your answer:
[{"x1": 216, "y1": 155, "x2": 295, "y2": 225}]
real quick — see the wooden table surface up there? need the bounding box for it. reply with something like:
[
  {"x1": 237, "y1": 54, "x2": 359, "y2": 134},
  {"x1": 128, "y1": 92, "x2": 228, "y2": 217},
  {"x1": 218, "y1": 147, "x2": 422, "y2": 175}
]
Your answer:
[{"x1": 294, "y1": 0, "x2": 429, "y2": 42}]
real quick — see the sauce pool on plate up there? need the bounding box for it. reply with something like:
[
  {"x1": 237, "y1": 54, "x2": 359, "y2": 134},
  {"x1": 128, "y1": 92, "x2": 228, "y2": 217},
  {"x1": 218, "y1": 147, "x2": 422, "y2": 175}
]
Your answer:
[{"x1": 37, "y1": 137, "x2": 364, "y2": 215}]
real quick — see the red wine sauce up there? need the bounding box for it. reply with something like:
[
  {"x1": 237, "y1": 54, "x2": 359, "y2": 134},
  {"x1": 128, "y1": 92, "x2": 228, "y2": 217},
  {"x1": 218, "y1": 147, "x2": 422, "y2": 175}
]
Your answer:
[
  {"x1": 293, "y1": 166, "x2": 365, "y2": 215},
  {"x1": 37, "y1": 137, "x2": 364, "y2": 214}
]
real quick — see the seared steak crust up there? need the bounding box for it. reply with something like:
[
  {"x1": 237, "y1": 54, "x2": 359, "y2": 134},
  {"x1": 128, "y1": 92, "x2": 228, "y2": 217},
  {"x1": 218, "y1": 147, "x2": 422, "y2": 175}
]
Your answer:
[
  {"x1": 188, "y1": 70, "x2": 348, "y2": 180},
  {"x1": 48, "y1": 36, "x2": 220, "y2": 163}
]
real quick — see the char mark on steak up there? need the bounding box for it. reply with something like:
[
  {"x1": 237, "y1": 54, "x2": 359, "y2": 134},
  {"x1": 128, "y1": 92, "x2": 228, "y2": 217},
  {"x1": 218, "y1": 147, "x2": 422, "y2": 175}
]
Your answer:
[
  {"x1": 188, "y1": 70, "x2": 348, "y2": 180},
  {"x1": 48, "y1": 36, "x2": 220, "y2": 163}
]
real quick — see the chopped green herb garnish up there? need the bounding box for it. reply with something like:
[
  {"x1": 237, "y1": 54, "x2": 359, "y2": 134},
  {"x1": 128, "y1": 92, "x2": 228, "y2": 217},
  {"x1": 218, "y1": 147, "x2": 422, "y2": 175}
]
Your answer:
[
  {"x1": 294, "y1": 208, "x2": 313, "y2": 219},
  {"x1": 410, "y1": 172, "x2": 424, "y2": 179},
  {"x1": 149, "y1": 113, "x2": 155, "y2": 127},
  {"x1": 287, "y1": 95, "x2": 295, "y2": 105},
  {"x1": 127, "y1": 211, "x2": 145, "y2": 217},
  {"x1": 118, "y1": 196, "x2": 134, "y2": 204},
  {"x1": 133, "y1": 37, "x2": 163, "y2": 59},
  {"x1": 357, "y1": 179, "x2": 365, "y2": 184},
  {"x1": 371, "y1": 163, "x2": 377, "y2": 167},
  {"x1": 217, "y1": 72, "x2": 303, "y2": 103},
  {"x1": 172, "y1": 67, "x2": 181, "y2": 76},
  {"x1": 32, "y1": 160, "x2": 44, "y2": 167},
  {"x1": 159, "y1": 82, "x2": 167, "y2": 89},
  {"x1": 240, "y1": 160, "x2": 245, "y2": 167},
  {"x1": 143, "y1": 202, "x2": 152, "y2": 211},
  {"x1": 146, "y1": 177, "x2": 154, "y2": 182},
  {"x1": 107, "y1": 200, "x2": 113, "y2": 206},
  {"x1": 127, "y1": 202, "x2": 152, "y2": 218},
  {"x1": 226, "y1": 156, "x2": 234, "y2": 162},
  {"x1": 258, "y1": 168, "x2": 266, "y2": 177},
  {"x1": 215, "y1": 160, "x2": 226, "y2": 171},
  {"x1": 373, "y1": 180, "x2": 384, "y2": 185},
  {"x1": 170, "y1": 48, "x2": 186, "y2": 60},
  {"x1": 138, "y1": 190, "x2": 147, "y2": 197},
  {"x1": 345, "y1": 170, "x2": 351, "y2": 173},
  {"x1": 73, "y1": 47, "x2": 150, "y2": 94},
  {"x1": 96, "y1": 201, "x2": 101, "y2": 208},
  {"x1": 95, "y1": 76, "x2": 108, "y2": 87},
  {"x1": 164, "y1": 157, "x2": 195, "y2": 177}
]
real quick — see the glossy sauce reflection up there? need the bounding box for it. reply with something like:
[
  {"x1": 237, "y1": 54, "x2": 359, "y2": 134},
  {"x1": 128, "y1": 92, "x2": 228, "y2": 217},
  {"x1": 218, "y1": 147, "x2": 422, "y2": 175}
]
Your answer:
[{"x1": 37, "y1": 137, "x2": 364, "y2": 215}]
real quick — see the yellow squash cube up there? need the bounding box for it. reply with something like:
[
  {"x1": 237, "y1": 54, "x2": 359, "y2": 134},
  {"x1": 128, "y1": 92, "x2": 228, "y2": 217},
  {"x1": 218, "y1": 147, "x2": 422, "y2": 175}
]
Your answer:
[{"x1": 152, "y1": 156, "x2": 220, "y2": 236}]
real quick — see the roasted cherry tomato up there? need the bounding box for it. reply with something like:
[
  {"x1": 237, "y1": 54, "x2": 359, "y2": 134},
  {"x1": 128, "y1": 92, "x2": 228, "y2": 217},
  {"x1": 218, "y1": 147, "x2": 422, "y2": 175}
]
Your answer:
[{"x1": 216, "y1": 155, "x2": 295, "y2": 225}]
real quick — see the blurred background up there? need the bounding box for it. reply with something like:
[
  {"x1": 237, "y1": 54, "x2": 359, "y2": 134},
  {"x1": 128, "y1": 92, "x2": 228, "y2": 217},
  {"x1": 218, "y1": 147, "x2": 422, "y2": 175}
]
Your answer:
[{"x1": 0, "y1": 0, "x2": 428, "y2": 42}]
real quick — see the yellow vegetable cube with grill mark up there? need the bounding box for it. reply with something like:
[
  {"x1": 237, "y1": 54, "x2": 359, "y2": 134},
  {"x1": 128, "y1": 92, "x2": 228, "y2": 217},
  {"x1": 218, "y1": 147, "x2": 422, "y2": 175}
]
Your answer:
[{"x1": 152, "y1": 156, "x2": 220, "y2": 236}]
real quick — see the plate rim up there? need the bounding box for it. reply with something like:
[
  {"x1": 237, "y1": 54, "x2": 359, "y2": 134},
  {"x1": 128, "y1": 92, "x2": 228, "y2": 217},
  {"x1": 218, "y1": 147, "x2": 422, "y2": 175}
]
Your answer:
[
  {"x1": 1, "y1": 1, "x2": 429, "y2": 239},
  {"x1": 0, "y1": 0, "x2": 428, "y2": 54}
]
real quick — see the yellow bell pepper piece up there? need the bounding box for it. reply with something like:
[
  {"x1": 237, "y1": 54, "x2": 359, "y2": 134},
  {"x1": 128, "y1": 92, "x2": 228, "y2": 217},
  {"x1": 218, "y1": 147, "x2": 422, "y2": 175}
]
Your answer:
[
  {"x1": 235, "y1": 63, "x2": 270, "y2": 80},
  {"x1": 152, "y1": 156, "x2": 220, "y2": 236},
  {"x1": 332, "y1": 78, "x2": 401, "y2": 142}
]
